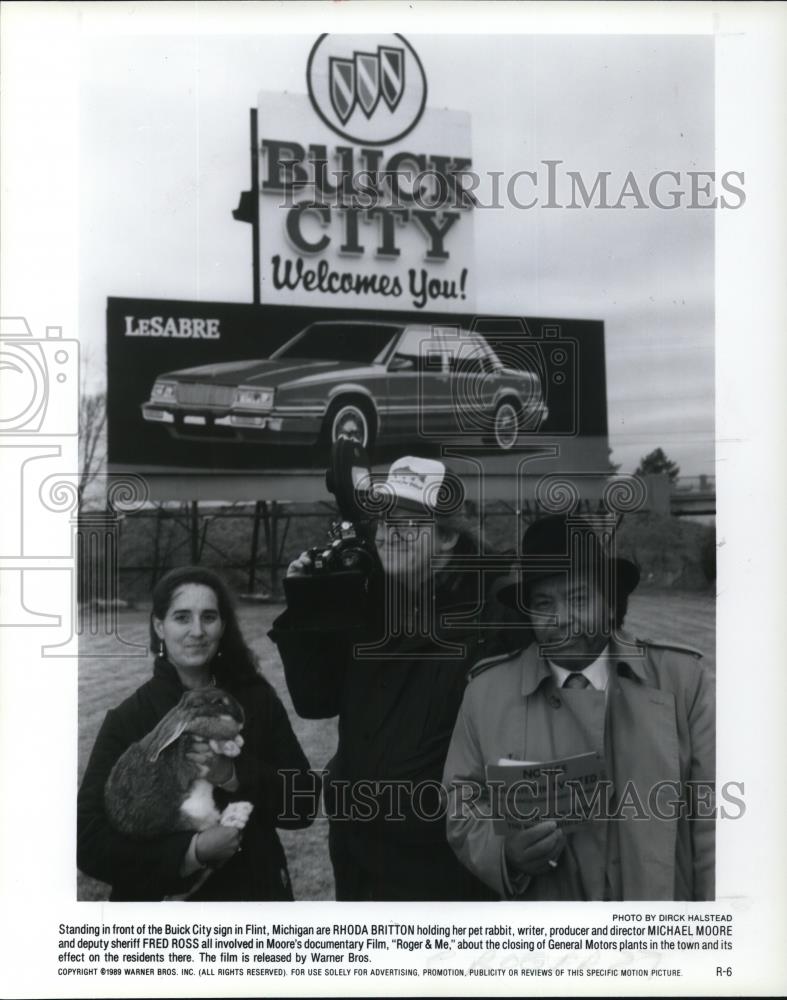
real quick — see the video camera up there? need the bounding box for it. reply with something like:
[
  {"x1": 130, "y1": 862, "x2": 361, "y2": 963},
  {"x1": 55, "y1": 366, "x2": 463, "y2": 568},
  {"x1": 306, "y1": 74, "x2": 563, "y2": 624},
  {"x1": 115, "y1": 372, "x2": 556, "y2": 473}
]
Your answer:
[{"x1": 282, "y1": 437, "x2": 381, "y2": 623}]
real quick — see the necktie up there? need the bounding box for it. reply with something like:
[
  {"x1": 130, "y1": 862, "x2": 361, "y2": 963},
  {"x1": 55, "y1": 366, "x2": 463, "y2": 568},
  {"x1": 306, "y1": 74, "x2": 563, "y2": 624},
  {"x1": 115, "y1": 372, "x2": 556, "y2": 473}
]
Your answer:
[{"x1": 563, "y1": 671, "x2": 591, "y2": 689}]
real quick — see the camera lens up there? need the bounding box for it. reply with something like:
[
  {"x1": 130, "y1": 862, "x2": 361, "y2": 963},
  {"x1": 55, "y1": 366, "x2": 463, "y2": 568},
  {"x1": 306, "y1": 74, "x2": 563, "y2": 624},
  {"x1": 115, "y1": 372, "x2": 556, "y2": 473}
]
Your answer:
[{"x1": 0, "y1": 343, "x2": 47, "y2": 430}]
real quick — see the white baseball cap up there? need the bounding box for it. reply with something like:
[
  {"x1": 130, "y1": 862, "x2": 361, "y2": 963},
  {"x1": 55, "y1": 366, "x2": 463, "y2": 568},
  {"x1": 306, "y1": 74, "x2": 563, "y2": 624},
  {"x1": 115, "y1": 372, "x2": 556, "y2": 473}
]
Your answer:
[{"x1": 382, "y1": 456, "x2": 448, "y2": 513}]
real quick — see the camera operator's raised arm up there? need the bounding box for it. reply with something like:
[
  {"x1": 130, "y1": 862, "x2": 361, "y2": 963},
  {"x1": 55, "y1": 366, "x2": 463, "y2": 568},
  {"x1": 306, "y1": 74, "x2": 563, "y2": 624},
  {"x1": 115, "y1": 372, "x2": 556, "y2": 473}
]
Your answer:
[{"x1": 268, "y1": 557, "x2": 351, "y2": 719}]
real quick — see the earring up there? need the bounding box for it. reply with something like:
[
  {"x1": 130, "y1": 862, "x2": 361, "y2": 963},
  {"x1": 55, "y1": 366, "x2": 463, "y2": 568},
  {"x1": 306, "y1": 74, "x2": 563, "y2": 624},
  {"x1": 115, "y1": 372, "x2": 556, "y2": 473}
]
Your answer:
[
  {"x1": 158, "y1": 639, "x2": 165, "y2": 658},
  {"x1": 216, "y1": 648, "x2": 223, "y2": 659}
]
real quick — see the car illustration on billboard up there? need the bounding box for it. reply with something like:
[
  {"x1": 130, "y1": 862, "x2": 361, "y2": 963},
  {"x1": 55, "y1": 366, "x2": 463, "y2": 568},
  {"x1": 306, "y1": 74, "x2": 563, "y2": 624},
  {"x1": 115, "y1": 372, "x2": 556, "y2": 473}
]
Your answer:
[{"x1": 141, "y1": 320, "x2": 548, "y2": 451}]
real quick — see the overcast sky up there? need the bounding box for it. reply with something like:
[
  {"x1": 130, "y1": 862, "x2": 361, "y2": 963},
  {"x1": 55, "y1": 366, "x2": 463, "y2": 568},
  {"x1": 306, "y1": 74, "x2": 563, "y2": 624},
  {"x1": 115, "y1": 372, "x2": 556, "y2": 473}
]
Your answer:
[{"x1": 80, "y1": 31, "x2": 714, "y2": 476}]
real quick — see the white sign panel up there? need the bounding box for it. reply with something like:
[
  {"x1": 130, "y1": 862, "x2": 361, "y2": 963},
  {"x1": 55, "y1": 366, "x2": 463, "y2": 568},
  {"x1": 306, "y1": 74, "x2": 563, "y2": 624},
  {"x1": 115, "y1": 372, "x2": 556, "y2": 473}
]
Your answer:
[{"x1": 258, "y1": 34, "x2": 475, "y2": 313}]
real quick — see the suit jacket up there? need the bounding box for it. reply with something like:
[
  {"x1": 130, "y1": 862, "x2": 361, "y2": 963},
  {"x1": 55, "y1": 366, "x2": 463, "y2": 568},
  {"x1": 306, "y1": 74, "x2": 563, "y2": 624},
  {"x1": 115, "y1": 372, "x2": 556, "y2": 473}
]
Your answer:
[{"x1": 442, "y1": 631, "x2": 715, "y2": 901}]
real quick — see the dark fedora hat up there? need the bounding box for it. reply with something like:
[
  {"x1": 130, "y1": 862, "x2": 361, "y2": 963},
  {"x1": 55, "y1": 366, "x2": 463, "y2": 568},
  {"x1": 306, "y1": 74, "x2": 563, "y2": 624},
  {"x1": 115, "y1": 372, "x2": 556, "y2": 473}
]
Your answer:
[{"x1": 497, "y1": 514, "x2": 640, "y2": 610}]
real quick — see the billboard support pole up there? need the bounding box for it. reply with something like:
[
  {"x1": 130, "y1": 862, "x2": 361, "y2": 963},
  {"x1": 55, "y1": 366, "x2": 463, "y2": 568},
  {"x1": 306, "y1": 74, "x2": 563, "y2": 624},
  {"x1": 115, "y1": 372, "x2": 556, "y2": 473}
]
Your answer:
[
  {"x1": 260, "y1": 500, "x2": 281, "y2": 597},
  {"x1": 270, "y1": 500, "x2": 280, "y2": 596},
  {"x1": 190, "y1": 502, "x2": 200, "y2": 564},
  {"x1": 248, "y1": 500, "x2": 263, "y2": 592},
  {"x1": 260, "y1": 501, "x2": 270, "y2": 592},
  {"x1": 151, "y1": 507, "x2": 163, "y2": 588},
  {"x1": 251, "y1": 108, "x2": 260, "y2": 305}
]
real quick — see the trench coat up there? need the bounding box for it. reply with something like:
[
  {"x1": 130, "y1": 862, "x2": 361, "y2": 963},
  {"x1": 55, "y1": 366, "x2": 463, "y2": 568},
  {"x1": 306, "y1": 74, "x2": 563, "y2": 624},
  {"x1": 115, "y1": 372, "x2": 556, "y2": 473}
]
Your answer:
[{"x1": 442, "y1": 631, "x2": 715, "y2": 901}]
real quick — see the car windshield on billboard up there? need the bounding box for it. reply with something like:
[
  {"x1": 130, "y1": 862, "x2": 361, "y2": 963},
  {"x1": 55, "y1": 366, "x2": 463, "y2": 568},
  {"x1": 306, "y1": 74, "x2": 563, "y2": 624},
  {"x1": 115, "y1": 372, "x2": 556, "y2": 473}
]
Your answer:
[{"x1": 272, "y1": 322, "x2": 402, "y2": 363}]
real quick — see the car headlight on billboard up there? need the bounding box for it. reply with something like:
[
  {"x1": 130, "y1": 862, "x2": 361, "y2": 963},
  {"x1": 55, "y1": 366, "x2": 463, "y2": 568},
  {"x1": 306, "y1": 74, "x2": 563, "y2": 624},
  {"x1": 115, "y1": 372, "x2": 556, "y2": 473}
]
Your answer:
[
  {"x1": 233, "y1": 386, "x2": 275, "y2": 411},
  {"x1": 151, "y1": 380, "x2": 177, "y2": 401}
]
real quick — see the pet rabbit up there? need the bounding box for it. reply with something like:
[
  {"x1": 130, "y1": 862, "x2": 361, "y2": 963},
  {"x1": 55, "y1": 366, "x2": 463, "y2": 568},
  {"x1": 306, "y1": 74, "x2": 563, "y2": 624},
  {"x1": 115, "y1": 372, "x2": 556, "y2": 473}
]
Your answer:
[{"x1": 104, "y1": 687, "x2": 253, "y2": 839}]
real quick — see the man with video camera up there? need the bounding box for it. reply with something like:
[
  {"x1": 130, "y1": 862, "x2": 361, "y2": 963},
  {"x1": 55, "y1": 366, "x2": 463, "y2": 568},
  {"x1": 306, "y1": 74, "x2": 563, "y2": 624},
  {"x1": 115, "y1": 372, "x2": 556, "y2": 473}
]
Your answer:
[{"x1": 269, "y1": 450, "x2": 515, "y2": 901}]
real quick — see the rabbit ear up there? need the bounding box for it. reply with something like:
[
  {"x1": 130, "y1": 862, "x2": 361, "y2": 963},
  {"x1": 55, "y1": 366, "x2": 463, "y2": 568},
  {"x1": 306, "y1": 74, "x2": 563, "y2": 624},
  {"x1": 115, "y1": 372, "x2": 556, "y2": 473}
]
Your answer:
[{"x1": 146, "y1": 711, "x2": 189, "y2": 762}]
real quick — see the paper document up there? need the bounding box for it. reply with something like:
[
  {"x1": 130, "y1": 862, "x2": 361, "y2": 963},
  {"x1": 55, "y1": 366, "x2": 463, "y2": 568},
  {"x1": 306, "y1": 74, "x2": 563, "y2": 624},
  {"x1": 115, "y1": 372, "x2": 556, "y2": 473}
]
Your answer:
[{"x1": 486, "y1": 751, "x2": 607, "y2": 834}]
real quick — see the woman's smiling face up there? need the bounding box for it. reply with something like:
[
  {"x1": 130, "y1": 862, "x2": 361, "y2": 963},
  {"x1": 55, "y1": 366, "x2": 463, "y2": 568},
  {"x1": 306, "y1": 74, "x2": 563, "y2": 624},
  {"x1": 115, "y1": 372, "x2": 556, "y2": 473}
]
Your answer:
[{"x1": 153, "y1": 583, "x2": 225, "y2": 677}]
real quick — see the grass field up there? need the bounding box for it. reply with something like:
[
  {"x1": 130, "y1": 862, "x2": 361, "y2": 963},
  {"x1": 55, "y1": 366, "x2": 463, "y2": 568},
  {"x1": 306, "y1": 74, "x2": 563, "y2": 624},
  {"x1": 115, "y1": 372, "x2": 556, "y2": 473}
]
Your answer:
[{"x1": 77, "y1": 588, "x2": 715, "y2": 902}]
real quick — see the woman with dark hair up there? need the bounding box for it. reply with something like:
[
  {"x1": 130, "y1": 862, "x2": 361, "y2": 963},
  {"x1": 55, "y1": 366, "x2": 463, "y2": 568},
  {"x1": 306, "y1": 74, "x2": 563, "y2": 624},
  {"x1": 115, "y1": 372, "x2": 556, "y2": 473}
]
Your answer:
[{"x1": 78, "y1": 566, "x2": 317, "y2": 901}]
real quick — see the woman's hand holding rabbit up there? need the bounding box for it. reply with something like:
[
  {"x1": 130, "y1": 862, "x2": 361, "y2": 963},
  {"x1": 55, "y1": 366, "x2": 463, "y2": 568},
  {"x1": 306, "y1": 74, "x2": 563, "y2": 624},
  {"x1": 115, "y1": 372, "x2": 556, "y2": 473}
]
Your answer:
[
  {"x1": 187, "y1": 737, "x2": 237, "y2": 787},
  {"x1": 194, "y1": 825, "x2": 242, "y2": 866}
]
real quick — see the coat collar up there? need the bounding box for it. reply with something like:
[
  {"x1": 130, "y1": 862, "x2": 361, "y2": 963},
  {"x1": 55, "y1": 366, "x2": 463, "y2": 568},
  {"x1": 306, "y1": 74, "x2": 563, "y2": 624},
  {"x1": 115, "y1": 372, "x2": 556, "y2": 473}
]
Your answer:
[
  {"x1": 152, "y1": 654, "x2": 246, "y2": 693},
  {"x1": 134, "y1": 656, "x2": 186, "y2": 723},
  {"x1": 152, "y1": 655, "x2": 188, "y2": 693},
  {"x1": 519, "y1": 629, "x2": 648, "y2": 697},
  {"x1": 608, "y1": 630, "x2": 650, "y2": 683}
]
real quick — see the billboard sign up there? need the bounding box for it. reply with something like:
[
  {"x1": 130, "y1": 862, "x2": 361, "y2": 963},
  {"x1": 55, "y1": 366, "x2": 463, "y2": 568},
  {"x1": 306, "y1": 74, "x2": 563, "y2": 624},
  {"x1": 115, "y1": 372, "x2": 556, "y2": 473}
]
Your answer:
[
  {"x1": 106, "y1": 34, "x2": 610, "y2": 500},
  {"x1": 258, "y1": 34, "x2": 475, "y2": 313},
  {"x1": 107, "y1": 296, "x2": 609, "y2": 500}
]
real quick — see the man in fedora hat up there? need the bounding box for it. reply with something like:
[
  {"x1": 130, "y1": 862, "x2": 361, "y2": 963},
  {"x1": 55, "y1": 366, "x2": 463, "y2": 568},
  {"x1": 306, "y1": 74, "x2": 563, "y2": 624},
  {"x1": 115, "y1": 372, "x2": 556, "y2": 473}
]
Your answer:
[{"x1": 443, "y1": 514, "x2": 715, "y2": 901}]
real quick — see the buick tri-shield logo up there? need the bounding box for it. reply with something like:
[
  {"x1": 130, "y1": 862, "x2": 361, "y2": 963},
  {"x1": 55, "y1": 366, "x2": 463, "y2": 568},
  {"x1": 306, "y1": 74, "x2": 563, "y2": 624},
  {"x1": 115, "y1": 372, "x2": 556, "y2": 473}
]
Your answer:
[
  {"x1": 330, "y1": 47, "x2": 404, "y2": 123},
  {"x1": 307, "y1": 34, "x2": 427, "y2": 145}
]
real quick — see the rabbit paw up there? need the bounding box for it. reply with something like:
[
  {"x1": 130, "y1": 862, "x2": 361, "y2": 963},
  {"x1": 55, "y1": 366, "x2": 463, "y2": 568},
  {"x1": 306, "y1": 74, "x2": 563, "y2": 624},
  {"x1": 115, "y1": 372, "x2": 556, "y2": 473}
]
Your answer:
[
  {"x1": 220, "y1": 801, "x2": 254, "y2": 830},
  {"x1": 208, "y1": 735, "x2": 243, "y2": 758}
]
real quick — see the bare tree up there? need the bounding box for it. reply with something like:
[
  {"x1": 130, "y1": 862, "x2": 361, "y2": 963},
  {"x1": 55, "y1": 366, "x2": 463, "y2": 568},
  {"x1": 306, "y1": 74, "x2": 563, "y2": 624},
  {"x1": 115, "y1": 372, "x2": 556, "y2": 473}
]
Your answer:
[{"x1": 78, "y1": 356, "x2": 107, "y2": 508}]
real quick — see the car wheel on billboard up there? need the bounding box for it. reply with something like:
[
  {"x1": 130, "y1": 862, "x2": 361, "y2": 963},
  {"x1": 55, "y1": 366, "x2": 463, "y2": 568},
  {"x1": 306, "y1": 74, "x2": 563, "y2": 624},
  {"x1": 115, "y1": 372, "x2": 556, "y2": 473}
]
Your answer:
[
  {"x1": 327, "y1": 400, "x2": 374, "y2": 450},
  {"x1": 487, "y1": 399, "x2": 521, "y2": 451}
]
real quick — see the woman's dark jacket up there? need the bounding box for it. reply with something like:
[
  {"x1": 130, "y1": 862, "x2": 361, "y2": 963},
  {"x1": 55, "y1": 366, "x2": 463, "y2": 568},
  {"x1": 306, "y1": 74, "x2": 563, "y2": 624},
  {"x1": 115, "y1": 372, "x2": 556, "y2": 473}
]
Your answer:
[
  {"x1": 77, "y1": 657, "x2": 317, "y2": 901},
  {"x1": 269, "y1": 562, "x2": 518, "y2": 901}
]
